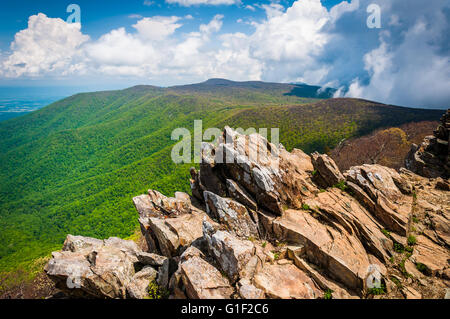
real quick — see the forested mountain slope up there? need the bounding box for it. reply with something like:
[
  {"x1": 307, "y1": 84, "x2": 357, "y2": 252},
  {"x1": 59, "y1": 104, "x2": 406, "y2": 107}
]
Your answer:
[{"x1": 0, "y1": 79, "x2": 444, "y2": 279}]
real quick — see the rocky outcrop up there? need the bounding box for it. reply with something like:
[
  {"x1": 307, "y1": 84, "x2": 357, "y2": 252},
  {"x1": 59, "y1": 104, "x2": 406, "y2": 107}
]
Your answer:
[
  {"x1": 47, "y1": 123, "x2": 450, "y2": 299},
  {"x1": 45, "y1": 235, "x2": 169, "y2": 299},
  {"x1": 406, "y1": 110, "x2": 449, "y2": 178}
]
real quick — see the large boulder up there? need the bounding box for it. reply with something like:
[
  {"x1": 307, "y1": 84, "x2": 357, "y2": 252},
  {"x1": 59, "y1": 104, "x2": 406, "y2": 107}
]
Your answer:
[
  {"x1": 311, "y1": 152, "x2": 345, "y2": 188},
  {"x1": 253, "y1": 262, "x2": 322, "y2": 299},
  {"x1": 179, "y1": 256, "x2": 234, "y2": 299},
  {"x1": 269, "y1": 209, "x2": 374, "y2": 291},
  {"x1": 203, "y1": 221, "x2": 256, "y2": 282},
  {"x1": 204, "y1": 191, "x2": 259, "y2": 238},
  {"x1": 45, "y1": 235, "x2": 168, "y2": 299},
  {"x1": 201, "y1": 126, "x2": 317, "y2": 216},
  {"x1": 345, "y1": 164, "x2": 412, "y2": 235}
]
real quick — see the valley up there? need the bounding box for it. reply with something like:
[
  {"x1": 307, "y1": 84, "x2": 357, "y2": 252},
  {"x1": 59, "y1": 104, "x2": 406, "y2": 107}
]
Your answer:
[{"x1": 0, "y1": 79, "x2": 444, "y2": 294}]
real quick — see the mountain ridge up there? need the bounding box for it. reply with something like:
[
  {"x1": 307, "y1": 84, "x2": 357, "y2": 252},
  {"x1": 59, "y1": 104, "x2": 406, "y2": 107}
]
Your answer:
[{"x1": 0, "y1": 80, "x2": 444, "y2": 290}]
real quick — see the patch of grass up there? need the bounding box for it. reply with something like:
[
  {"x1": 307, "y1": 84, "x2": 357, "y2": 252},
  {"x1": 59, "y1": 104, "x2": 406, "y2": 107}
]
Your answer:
[
  {"x1": 367, "y1": 283, "x2": 386, "y2": 296},
  {"x1": 301, "y1": 203, "x2": 311, "y2": 211},
  {"x1": 333, "y1": 180, "x2": 347, "y2": 191},
  {"x1": 393, "y1": 242, "x2": 405, "y2": 253},
  {"x1": 247, "y1": 236, "x2": 256, "y2": 242},
  {"x1": 407, "y1": 235, "x2": 417, "y2": 246},
  {"x1": 390, "y1": 276, "x2": 402, "y2": 288},
  {"x1": 319, "y1": 189, "x2": 326, "y2": 193},
  {"x1": 261, "y1": 242, "x2": 267, "y2": 248},
  {"x1": 273, "y1": 252, "x2": 280, "y2": 260},
  {"x1": 405, "y1": 246, "x2": 414, "y2": 254},
  {"x1": 412, "y1": 191, "x2": 417, "y2": 200},
  {"x1": 389, "y1": 256, "x2": 395, "y2": 263},
  {"x1": 323, "y1": 289, "x2": 333, "y2": 299},
  {"x1": 312, "y1": 170, "x2": 318, "y2": 176},
  {"x1": 412, "y1": 216, "x2": 419, "y2": 223},
  {"x1": 381, "y1": 229, "x2": 390, "y2": 237},
  {"x1": 416, "y1": 263, "x2": 431, "y2": 276},
  {"x1": 147, "y1": 280, "x2": 169, "y2": 299}
]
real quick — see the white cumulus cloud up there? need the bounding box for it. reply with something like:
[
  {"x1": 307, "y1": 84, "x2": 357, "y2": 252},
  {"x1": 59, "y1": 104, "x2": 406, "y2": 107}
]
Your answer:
[
  {"x1": 0, "y1": 0, "x2": 449, "y2": 108},
  {"x1": 1, "y1": 13, "x2": 89, "y2": 77}
]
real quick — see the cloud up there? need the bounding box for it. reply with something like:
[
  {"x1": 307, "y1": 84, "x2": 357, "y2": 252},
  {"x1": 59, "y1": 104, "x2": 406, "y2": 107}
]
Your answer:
[
  {"x1": 1, "y1": 13, "x2": 89, "y2": 77},
  {"x1": 143, "y1": 0, "x2": 154, "y2": 6},
  {"x1": 165, "y1": 0, "x2": 240, "y2": 6},
  {"x1": 335, "y1": 0, "x2": 450, "y2": 108},
  {"x1": 345, "y1": 20, "x2": 450, "y2": 108},
  {"x1": 132, "y1": 16, "x2": 182, "y2": 41},
  {"x1": 199, "y1": 14, "x2": 224, "y2": 35},
  {"x1": 1, "y1": 0, "x2": 449, "y2": 108}
]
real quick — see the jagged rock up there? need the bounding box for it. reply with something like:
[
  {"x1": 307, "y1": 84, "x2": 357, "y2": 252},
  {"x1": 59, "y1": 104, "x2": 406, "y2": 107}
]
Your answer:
[
  {"x1": 311, "y1": 152, "x2": 345, "y2": 188},
  {"x1": 45, "y1": 235, "x2": 167, "y2": 299},
  {"x1": 206, "y1": 126, "x2": 317, "y2": 215},
  {"x1": 145, "y1": 210, "x2": 214, "y2": 258},
  {"x1": 126, "y1": 266, "x2": 158, "y2": 299},
  {"x1": 406, "y1": 110, "x2": 450, "y2": 178},
  {"x1": 253, "y1": 263, "x2": 322, "y2": 299},
  {"x1": 226, "y1": 179, "x2": 258, "y2": 211},
  {"x1": 237, "y1": 279, "x2": 265, "y2": 299},
  {"x1": 204, "y1": 191, "x2": 259, "y2": 238},
  {"x1": 303, "y1": 188, "x2": 393, "y2": 262},
  {"x1": 179, "y1": 256, "x2": 234, "y2": 299},
  {"x1": 269, "y1": 209, "x2": 374, "y2": 291},
  {"x1": 52, "y1": 122, "x2": 450, "y2": 300},
  {"x1": 410, "y1": 235, "x2": 449, "y2": 275},
  {"x1": 402, "y1": 286, "x2": 422, "y2": 299},
  {"x1": 286, "y1": 249, "x2": 359, "y2": 299},
  {"x1": 203, "y1": 223, "x2": 255, "y2": 282},
  {"x1": 345, "y1": 164, "x2": 411, "y2": 235}
]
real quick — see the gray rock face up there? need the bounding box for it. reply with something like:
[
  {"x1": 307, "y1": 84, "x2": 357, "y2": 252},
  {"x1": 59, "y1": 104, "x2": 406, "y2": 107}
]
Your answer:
[
  {"x1": 204, "y1": 191, "x2": 259, "y2": 238},
  {"x1": 45, "y1": 235, "x2": 168, "y2": 299},
  {"x1": 203, "y1": 222, "x2": 255, "y2": 282},
  {"x1": 178, "y1": 255, "x2": 234, "y2": 299}
]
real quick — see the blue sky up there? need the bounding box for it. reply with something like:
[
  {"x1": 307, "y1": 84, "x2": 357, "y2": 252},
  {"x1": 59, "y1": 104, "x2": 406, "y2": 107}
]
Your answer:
[
  {"x1": 0, "y1": 1, "x2": 343, "y2": 49},
  {"x1": 0, "y1": 0, "x2": 448, "y2": 108}
]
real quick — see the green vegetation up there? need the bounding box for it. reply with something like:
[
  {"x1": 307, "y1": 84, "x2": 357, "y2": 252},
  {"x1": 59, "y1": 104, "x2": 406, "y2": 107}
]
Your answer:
[
  {"x1": 390, "y1": 276, "x2": 402, "y2": 289},
  {"x1": 407, "y1": 235, "x2": 417, "y2": 246},
  {"x1": 367, "y1": 283, "x2": 386, "y2": 296},
  {"x1": 147, "y1": 280, "x2": 169, "y2": 299},
  {"x1": 416, "y1": 263, "x2": 431, "y2": 276},
  {"x1": 333, "y1": 180, "x2": 347, "y2": 191},
  {"x1": 381, "y1": 229, "x2": 391, "y2": 237},
  {"x1": 0, "y1": 81, "x2": 442, "y2": 285},
  {"x1": 323, "y1": 289, "x2": 333, "y2": 299},
  {"x1": 302, "y1": 203, "x2": 311, "y2": 211},
  {"x1": 393, "y1": 242, "x2": 405, "y2": 253}
]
